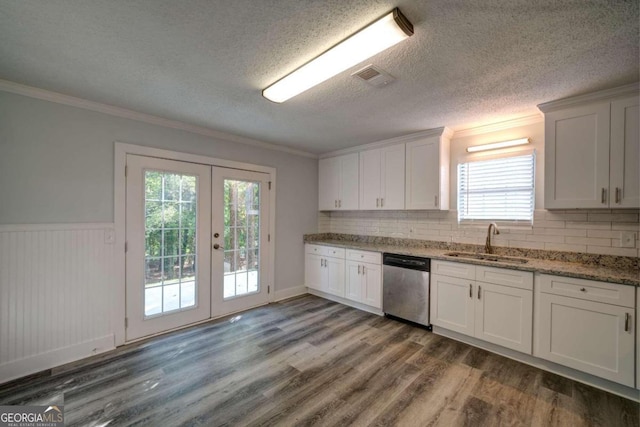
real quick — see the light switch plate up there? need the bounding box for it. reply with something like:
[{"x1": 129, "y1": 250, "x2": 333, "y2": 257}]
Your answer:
[{"x1": 620, "y1": 231, "x2": 636, "y2": 248}]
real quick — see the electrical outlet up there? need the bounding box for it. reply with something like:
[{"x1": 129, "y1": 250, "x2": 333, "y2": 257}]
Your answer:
[{"x1": 620, "y1": 231, "x2": 636, "y2": 248}]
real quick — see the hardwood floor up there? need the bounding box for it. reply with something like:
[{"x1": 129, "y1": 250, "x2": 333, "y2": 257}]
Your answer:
[{"x1": 1, "y1": 295, "x2": 638, "y2": 426}]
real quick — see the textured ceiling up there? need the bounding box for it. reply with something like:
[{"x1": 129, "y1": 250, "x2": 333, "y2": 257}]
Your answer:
[{"x1": 0, "y1": 0, "x2": 638, "y2": 154}]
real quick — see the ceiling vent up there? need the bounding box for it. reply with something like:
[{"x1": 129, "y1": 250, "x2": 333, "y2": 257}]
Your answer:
[{"x1": 352, "y1": 65, "x2": 396, "y2": 87}]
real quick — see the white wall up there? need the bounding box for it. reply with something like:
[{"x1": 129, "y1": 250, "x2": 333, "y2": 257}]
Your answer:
[
  {"x1": 0, "y1": 90, "x2": 318, "y2": 381},
  {"x1": 319, "y1": 120, "x2": 640, "y2": 258}
]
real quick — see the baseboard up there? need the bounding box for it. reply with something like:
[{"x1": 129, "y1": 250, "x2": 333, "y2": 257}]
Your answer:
[
  {"x1": 274, "y1": 285, "x2": 308, "y2": 302},
  {"x1": 433, "y1": 326, "x2": 640, "y2": 402},
  {"x1": 0, "y1": 334, "x2": 115, "y2": 385}
]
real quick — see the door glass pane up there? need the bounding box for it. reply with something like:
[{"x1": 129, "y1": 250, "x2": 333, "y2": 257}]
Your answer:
[
  {"x1": 223, "y1": 179, "x2": 260, "y2": 299},
  {"x1": 144, "y1": 170, "x2": 198, "y2": 317}
]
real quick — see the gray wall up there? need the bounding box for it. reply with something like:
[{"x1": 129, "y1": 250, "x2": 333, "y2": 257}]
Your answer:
[{"x1": 0, "y1": 91, "x2": 318, "y2": 291}]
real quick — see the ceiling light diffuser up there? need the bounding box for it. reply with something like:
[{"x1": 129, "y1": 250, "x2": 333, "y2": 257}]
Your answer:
[
  {"x1": 466, "y1": 138, "x2": 530, "y2": 153},
  {"x1": 262, "y1": 8, "x2": 414, "y2": 103}
]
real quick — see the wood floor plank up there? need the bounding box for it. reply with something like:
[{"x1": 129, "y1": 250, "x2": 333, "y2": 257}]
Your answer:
[{"x1": 0, "y1": 295, "x2": 637, "y2": 427}]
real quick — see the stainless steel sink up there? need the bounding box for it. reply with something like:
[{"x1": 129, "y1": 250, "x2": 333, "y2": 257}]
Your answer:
[{"x1": 444, "y1": 251, "x2": 529, "y2": 264}]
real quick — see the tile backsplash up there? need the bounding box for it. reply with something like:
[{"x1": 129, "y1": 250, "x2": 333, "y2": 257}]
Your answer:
[{"x1": 318, "y1": 209, "x2": 640, "y2": 258}]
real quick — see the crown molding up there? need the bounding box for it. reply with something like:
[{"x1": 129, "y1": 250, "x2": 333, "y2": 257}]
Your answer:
[
  {"x1": 0, "y1": 79, "x2": 318, "y2": 159},
  {"x1": 537, "y1": 82, "x2": 640, "y2": 113},
  {"x1": 320, "y1": 126, "x2": 452, "y2": 159},
  {"x1": 452, "y1": 114, "x2": 543, "y2": 139}
]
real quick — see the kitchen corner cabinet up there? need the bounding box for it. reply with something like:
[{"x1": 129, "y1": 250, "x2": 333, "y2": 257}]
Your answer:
[
  {"x1": 534, "y1": 274, "x2": 635, "y2": 387},
  {"x1": 542, "y1": 93, "x2": 639, "y2": 209},
  {"x1": 405, "y1": 131, "x2": 451, "y2": 210},
  {"x1": 304, "y1": 244, "x2": 345, "y2": 297},
  {"x1": 431, "y1": 261, "x2": 533, "y2": 354},
  {"x1": 359, "y1": 145, "x2": 405, "y2": 210},
  {"x1": 318, "y1": 153, "x2": 359, "y2": 210},
  {"x1": 345, "y1": 249, "x2": 382, "y2": 309}
]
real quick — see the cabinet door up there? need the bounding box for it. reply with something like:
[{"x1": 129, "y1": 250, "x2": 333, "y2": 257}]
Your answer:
[
  {"x1": 610, "y1": 96, "x2": 639, "y2": 208},
  {"x1": 380, "y1": 145, "x2": 405, "y2": 209},
  {"x1": 359, "y1": 149, "x2": 382, "y2": 209},
  {"x1": 325, "y1": 256, "x2": 345, "y2": 297},
  {"x1": 361, "y1": 262, "x2": 382, "y2": 308},
  {"x1": 430, "y1": 274, "x2": 475, "y2": 336},
  {"x1": 544, "y1": 102, "x2": 611, "y2": 208},
  {"x1": 339, "y1": 153, "x2": 359, "y2": 210},
  {"x1": 319, "y1": 157, "x2": 340, "y2": 210},
  {"x1": 305, "y1": 253, "x2": 323, "y2": 291},
  {"x1": 637, "y1": 291, "x2": 639, "y2": 390},
  {"x1": 536, "y1": 293, "x2": 634, "y2": 387},
  {"x1": 405, "y1": 137, "x2": 441, "y2": 209},
  {"x1": 474, "y1": 282, "x2": 533, "y2": 354},
  {"x1": 345, "y1": 261, "x2": 363, "y2": 302}
]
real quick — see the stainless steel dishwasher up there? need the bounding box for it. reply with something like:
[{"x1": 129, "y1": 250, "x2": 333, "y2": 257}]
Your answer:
[{"x1": 382, "y1": 253, "x2": 431, "y2": 327}]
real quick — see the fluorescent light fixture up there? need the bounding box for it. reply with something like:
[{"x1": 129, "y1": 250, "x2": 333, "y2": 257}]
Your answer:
[
  {"x1": 466, "y1": 138, "x2": 531, "y2": 153},
  {"x1": 262, "y1": 8, "x2": 413, "y2": 103}
]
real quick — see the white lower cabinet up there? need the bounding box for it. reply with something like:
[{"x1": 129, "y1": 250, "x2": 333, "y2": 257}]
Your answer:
[
  {"x1": 430, "y1": 261, "x2": 533, "y2": 354},
  {"x1": 345, "y1": 249, "x2": 382, "y2": 309},
  {"x1": 535, "y1": 274, "x2": 635, "y2": 387},
  {"x1": 304, "y1": 245, "x2": 345, "y2": 298},
  {"x1": 305, "y1": 245, "x2": 381, "y2": 310}
]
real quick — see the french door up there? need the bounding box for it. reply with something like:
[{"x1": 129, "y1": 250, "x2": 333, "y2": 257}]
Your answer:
[{"x1": 125, "y1": 155, "x2": 270, "y2": 341}]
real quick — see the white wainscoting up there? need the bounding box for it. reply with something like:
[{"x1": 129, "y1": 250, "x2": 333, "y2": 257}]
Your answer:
[{"x1": 0, "y1": 223, "x2": 117, "y2": 383}]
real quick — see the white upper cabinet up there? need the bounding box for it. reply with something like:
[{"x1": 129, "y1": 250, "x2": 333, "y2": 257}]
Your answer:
[
  {"x1": 405, "y1": 129, "x2": 451, "y2": 210},
  {"x1": 610, "y1": 97, "x2": 640, "y2": 208},
  {"x1": 540, "y1": 85, "x2": 639, "y2": 209},
  {"x1": 359, "y1": 144, "x2": 405, "y2": 210},
  {"x1": 318, "y1": 153, "x2": 359, "y2": 210}
]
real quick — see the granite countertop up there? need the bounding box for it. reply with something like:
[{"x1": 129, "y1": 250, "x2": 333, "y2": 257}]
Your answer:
[{"x1": 304, "y1": 236, "x2": 640, "y2": 287}]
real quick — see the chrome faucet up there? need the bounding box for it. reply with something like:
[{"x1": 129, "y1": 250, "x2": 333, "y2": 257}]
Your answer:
[{"x1": 485, "y1": 223, "x2": 500, "y2": 254}]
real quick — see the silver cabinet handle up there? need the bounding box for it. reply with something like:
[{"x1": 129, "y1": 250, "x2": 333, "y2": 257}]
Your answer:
[
  {"x1": 381, "y1": 198, "x2": 384, "y2": 207},
  {"x1": 335, "y1": 200, "x2": 338, "y2": 208},
  {"x1": 434, "y1": 195, "x2": 438, "y2": 207},
  {"x1": 580, "y1": 287, "x2": 586, "y2": 292},
  {"x1": 376, "y1": 198, "x2": 379, "y2": 207},
  {"x1": 358, "y1": 265, "x2": 361, "y2": 274},
  {"x1": 478, "y1": 285, "x2": 481, "y2": 299},
  {"x1": 320, "y1": 259, "x2": 324, "y2": 267},
  {"x1": 625, "y1": 313, "x2": 631, "y2": 332},
  {"x1": 616, "y1": 187, "x2": 621, "y2": 204},
  {"x1": 601, "y1": 188, "x2": 607, "y2": 204},
  {"x1": 338, "y1": 199, "x2": 342, "y2": 208},
  {"x1": 362, "y1": 265, "x2": 365, "y2": 275},
  {"x1": 469, "y1": 284, "x2": 472, "y2": 298}
]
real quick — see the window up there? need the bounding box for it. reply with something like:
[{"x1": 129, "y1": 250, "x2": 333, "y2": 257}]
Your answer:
[{"x1": 458, "y1": 153, "x2": 535, "y2": 223}]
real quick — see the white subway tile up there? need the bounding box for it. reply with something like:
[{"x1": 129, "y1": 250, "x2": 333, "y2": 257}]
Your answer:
[
  {"x1": 566, "y1": 221, "x2": 611, "y2": 230},
  {"x1": 544, "y1": 243, "x2": 587, "y2": 252},
  {"x1": 526, "y1": 234, "x2": 565, "y2": 243},
  {"x1": 533, "y1": 228, "x2": 586, "y2": 237},
  {"x1": 588, "y1": 213, "x2": 639, "y2": 222},
  {"x1": 565, "y1": 236, "x2": 612, "y2": 246},
  {"x1": 532, "y1": 220, "x2": 565, "y2": 229},
  {"x1": 544, "y1": 212, "x2": 588, "y2": 221},
  {"x1": 611, "y1": 222, "x2": 640, "y2": 231},
  {"x1": 587, "y1": 229, "x2": 626, "y2": 239}
]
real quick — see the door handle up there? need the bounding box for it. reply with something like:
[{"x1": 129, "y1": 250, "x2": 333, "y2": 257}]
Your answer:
[
  {"x1": 213, "y1": 243, "x2": 224, "y2": 250},
  {"x1": 477, "y1": 285, "x2": 481, "y2": 299},
  {"x1": 625, "y1": 313, "x2": 631, "y2": 332}
]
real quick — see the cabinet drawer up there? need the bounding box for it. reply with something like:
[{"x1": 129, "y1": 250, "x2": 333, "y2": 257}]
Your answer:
[
  {"x1": 305, "y1": 244, "x2": 345, "y2": 258},
  {"x1": 346, "y1": 249, "x2": 381, "y2": 264},
  {"x1": 432, "y1": 260, "x2": 475, "y2": 280},
  {"x1": 476, "y1": 266, "x2": 533, "y2": 291},
  {"x1": 537, "y1": 274, "x2": 635, "y2": 308}
]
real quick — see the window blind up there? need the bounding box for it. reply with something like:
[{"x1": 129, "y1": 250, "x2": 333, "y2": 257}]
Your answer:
[{"x1": 458, "y1": 153, "x2": 535, "y2": 223}]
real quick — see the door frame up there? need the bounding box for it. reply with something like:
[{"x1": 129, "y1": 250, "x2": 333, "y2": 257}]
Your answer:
[{"x1": 114, "y1": 142, "x2": 277, "y2": 346}]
